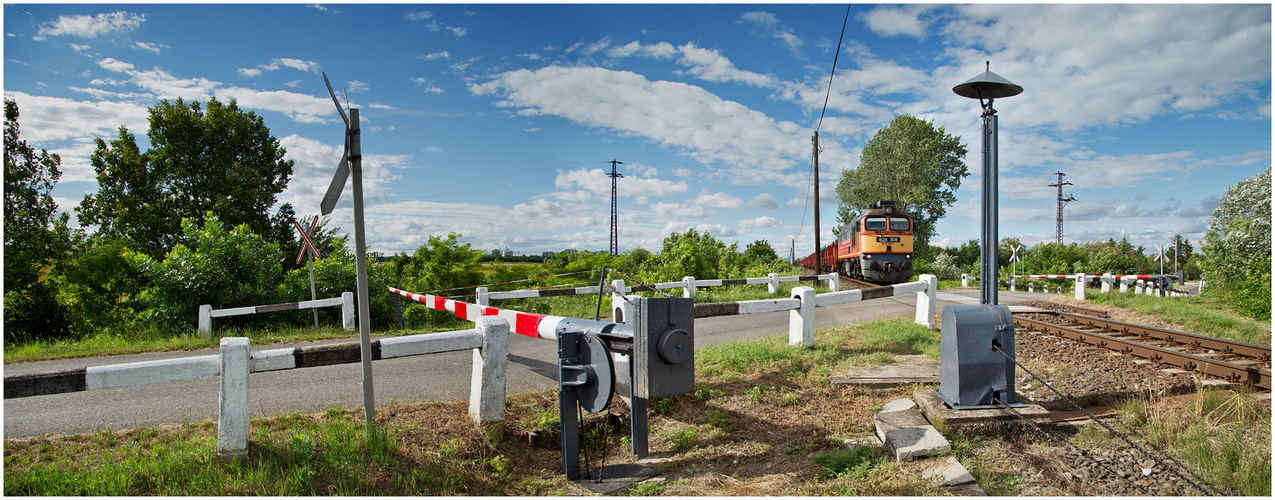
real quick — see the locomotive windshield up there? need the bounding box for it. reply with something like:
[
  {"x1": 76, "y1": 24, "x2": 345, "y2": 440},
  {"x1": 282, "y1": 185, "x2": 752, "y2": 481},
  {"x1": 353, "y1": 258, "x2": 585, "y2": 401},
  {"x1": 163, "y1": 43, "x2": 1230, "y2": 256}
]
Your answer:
[
  {"x1": 864, "y1": 217, "x2": 887, "y2": 231},
  {"x1": 889, "y1": 218, "x2": 911, "y2": 231}
]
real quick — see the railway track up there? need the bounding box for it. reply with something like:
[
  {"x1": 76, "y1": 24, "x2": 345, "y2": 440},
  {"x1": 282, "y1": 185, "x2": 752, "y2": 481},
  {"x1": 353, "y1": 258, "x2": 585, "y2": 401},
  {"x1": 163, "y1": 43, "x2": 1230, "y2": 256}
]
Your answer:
[{"x1": 1013, "y1": 310, "x2": 1271, "y2": 391}]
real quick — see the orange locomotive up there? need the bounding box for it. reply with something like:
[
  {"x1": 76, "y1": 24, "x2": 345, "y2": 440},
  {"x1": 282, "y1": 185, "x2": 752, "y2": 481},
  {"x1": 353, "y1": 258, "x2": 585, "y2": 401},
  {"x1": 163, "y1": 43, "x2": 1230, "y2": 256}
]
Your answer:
[{"x1": 798, "y1": 200, "x2": 915, "y2": 284}]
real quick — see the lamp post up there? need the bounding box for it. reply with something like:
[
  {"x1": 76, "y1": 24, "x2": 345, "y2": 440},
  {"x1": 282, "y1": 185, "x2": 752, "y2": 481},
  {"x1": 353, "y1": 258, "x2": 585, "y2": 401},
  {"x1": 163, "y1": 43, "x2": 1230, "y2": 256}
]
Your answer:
[{"x1": 953, "y1": 62, "x2": 1022, "y2": 305}]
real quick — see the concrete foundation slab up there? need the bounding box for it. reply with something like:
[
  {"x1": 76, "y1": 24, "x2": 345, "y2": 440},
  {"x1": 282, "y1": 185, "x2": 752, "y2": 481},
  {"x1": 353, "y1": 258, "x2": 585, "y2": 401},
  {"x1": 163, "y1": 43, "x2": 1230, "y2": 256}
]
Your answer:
[
  {"x1": 913, "y1": 389, "x2": 1050, "y2": 426},
  {"x1": 923, "y1": 456, "x2": 977, "y2": 486},
  {"x1": 875, "y1": 398, "x2": 951, "y2": 461},
  {"x1": 573, "y1": 463, "x2": 662, "y2": 495}
]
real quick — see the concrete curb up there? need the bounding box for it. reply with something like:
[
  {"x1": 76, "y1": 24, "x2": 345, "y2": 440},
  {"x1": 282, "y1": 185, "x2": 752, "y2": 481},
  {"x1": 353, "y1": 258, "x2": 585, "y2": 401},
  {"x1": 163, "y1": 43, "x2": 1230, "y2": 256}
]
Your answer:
[{"x1": 874, "y1": 398, "x2": 951, "y2": 461}]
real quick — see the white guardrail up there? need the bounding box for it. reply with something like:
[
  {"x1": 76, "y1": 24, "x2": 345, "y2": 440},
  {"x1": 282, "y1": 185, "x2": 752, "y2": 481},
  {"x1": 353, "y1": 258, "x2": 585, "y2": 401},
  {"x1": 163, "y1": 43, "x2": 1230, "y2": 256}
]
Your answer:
[
  {"x1": 5, "y1": 272, "x2": 933, "y2": 461},
  {"x1": 198, "y1": 292, "x2": 356, "y2": 340},
  {"x1": 961, "y1": 273, "x2": 1187, "y2": 299}
]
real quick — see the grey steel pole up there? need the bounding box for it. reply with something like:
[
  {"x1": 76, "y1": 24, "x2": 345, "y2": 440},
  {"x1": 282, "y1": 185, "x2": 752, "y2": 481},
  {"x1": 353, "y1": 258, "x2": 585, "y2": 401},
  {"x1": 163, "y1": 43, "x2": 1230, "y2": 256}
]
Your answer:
[
  {"x1": 989, "y1": 109, "x2": 999, "y2": 306},
  {"x1": 349, "y1": 108, "x2": 376, "y2": 432}
]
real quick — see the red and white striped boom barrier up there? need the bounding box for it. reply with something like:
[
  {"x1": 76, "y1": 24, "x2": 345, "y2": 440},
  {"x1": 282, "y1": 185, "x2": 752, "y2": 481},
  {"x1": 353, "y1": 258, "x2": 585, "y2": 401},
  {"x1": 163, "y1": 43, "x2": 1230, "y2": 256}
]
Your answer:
[{"x1": 387, "y1": 286, "x2": 632, "y2": 341}]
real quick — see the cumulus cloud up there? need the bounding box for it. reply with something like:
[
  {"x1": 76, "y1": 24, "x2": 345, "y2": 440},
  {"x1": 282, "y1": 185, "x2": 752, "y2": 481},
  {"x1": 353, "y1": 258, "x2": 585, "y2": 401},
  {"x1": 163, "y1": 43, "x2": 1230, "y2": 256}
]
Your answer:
[
  {"x1": 471, "y1": 65, "x2": 809, "y2": 186},
  {"x1": 693, "y1": 190, "x2": 743, "y2": 208},
  {"x1": 747, "y1": 193, "x2": 779, "y2": 209},
  {"x1": 860, "y1": 5, "x2": 934, "y2": 38},
  {"x1": 239, "y1": 57, "x2": 322, "y2": 77},
  {"x1": 738, "y1": 216, "x2": 783, "y2": 229},
  {"x1": 553, "y1": 167, "x2": 687, "y2": 203},
  {"x1": 38, "y1": 11, "x2": 145, "y2": 38}
]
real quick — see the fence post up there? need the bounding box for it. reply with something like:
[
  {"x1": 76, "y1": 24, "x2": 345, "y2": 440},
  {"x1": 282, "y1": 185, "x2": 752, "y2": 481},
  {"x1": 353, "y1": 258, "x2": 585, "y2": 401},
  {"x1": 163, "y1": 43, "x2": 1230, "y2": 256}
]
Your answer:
[
  {"x1": 476, "y1": 286, "x2": 489, "y2": 306},
  {"x1": 683, "y1": 276, "x2": 696, "y2": 299},
  {"x1": 341, "y1": 292, "x2": 355, "y2": 331},
  {"x1": 217, "y1": 337, "x2": 250, "y2": 460},
  {"x1": 470, "y1": 316, "x2": 509, "y2": 438},
  {"x1": 1010, "y1": 278, "x2": 1016, "y2": 292},
  {"x1": 610, "y1": 280, "x2": 628, "y2": 322},
  {"x1": 768, "y1": 272, "x2": 779, "y2": 294},
  {"x1": 198, "y1": 305, "x2": 213, "y2": 340},
  {"x1": 1135, "y1": 279, "x2": 1145, "y2": 294},
  {"x1": 1075, "y1": 274, "x2": 1086, "y2": 301},
  {"x1": 1101, "y1": 273, "x2": 1112, "y2": 293},
  {"x1": 788, "y1": 287, "x2": 815, "y2": 347},
  {"x1": 826, "y1": 273, "x2": 839, "y2": 292},
  {"x1": 1120, "y1": 278, "x2": 1129, "y2": 293},
  {"x1": 961, "y1": 274, "x2": 969, "y2": 287},
  {"x1": 915, "y1": 274, "x2": 937, "y2": 329}
]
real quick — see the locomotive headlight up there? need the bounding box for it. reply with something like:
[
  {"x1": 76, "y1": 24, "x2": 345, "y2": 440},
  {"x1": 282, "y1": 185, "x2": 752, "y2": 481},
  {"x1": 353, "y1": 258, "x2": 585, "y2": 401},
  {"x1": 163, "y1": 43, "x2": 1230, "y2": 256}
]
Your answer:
[{"x1": 906, "y1": 254, "x2": 912, "y2": 259}]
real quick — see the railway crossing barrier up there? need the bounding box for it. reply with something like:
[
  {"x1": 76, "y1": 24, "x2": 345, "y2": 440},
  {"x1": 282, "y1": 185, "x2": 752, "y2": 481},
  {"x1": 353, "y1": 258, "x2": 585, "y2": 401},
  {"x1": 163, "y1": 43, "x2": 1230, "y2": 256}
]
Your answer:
[
  {"x1": 962, "y1": 273, "x2": 1186, "y2": 300},
  {"x1": 3, "y1": 318, "x2": 511, "y2": 460},
  {"x1": 474, "y1": 272, "x2": 839, "y2": 305},
  {"x1": 198, "y1": 292, "x2": 355, "y2": 340}
]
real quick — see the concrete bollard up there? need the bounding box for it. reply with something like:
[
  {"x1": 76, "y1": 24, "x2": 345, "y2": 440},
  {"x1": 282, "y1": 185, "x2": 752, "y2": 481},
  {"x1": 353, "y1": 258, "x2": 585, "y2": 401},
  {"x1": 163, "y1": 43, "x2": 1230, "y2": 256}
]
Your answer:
[
  {"x1": 470, "y1": 317, "x2": 510, "y2": 438},
  {"x1": 217, "y1": 337, "x2": 250, "y2": 460},
  {"x1": 1028, "y1": 283, "x2": 1035, "y2": 293},
  {"x1": 1101, "y1": 273, "x2": 1112, "y2": 293},
  {"x1": 827, "y1": 273, "x2": 840, "y2": 292},
  {"x1": 1075, "y1": 274, "x2": 1086, "y2": 301},
  {"x1": 610, "y1": 280, "x2": 628, "y2": 322},
  {"x1": 789, "y1": 287, "x2": 815, "y2": 347},
  {"x1": 1136, "y1": 280, "x2": 1145, "y2": 294},
  {"x1": 341, "y1": 292, "x2": 355, "y2": 331},
  {"x1": 768, "y1": 272, "x2": 779, "y2": 294},
  {"x1": 1010, "y1": 279, "x2": 1016, "y2": 292},
  {"x1": 476, "y1": 286, "x2": 489, "y2": 306},
  {"x1": 1120, "y1": 278, "x2": 1129, "y2": 293},
  {"x1": 961, "y1": 274, "x2": 969, "y2": 287},
  {"x1": 683, "y1": 276, "x2": 696, "y2": 299},
  {"x1": 198, "y1": 305, "x2": 213, "y2": 340},
  {"x1": 915, "y1": 274, "x2": 937, "y2": 329}
]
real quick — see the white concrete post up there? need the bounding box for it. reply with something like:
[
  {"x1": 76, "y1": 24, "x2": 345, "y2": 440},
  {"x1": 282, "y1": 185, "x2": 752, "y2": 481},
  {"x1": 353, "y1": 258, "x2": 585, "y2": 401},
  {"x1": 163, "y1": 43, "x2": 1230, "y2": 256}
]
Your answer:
[
  {"x1": 615, "y1": 294, "x2": 639, "y2": 325},
  {"x1": 788, "y1": 287, "x2": 815, "y2": 347},
  {"x1": 341, "y1": 291, "x2": 355, "y2": 332},
  {"x1": 476, "y1": 286, "x2": 489, "y2": 306},
  {"x1": 915, "y1": 274, "x2": 937, "y2": 329},
  {"x1": 827, "y1": 273, "x2": 840, "y2": 292},
  {"x1": 1010, "y1": 279, "x2": 1016, "y2": 292},
  {"x1": 1120, "y1": 278, "x2": 1129, "y2": 293},
  {"x1": 610, "y1": 280, "x2": 627, "y2": 322},
  {"x1": 1136, "y1": 280, "x2": 1145, "y2": 294},
  {"x1": 217, "y1": 337, "x2": 250, "y2": 460},
  {"x1": 683, "y1": 276, "x2": 696, "y2": 299},
  {"x1": 1101, "y1": 273, "x2": 1112, "y2": 293},
  {"x1": 470, "y1": 316, "x2": 509, "y2": 428},
  {"x1": 961, "y1": 274, "x2": 969, "y2": 287},
  {"x1": 768, "y1": 272, "x2": 779, "y2": 294},
  {"x1": 1075, "y1": 273, "x2": 1086, "y2": 301},
  {"x1": 198, "y1": 305, "x2": 213, "y2": 340},
  {"x1": 1028, "y1": 283, "x2": 1035, "y2": 293}
]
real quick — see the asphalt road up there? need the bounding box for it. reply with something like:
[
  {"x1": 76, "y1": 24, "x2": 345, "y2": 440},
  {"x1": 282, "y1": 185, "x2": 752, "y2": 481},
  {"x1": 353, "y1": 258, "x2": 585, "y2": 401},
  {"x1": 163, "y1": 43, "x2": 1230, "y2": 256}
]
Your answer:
[{"x1": 3, "y1": 289, "x2": 1039, "y2": 439}]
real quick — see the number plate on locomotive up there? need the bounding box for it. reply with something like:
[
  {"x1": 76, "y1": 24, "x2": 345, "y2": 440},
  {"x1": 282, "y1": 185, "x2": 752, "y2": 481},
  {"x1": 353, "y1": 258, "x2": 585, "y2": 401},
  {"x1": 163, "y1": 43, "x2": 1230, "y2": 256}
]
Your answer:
[{"x1": 876, "y1": 236, "x2": 901, "y2": 243}]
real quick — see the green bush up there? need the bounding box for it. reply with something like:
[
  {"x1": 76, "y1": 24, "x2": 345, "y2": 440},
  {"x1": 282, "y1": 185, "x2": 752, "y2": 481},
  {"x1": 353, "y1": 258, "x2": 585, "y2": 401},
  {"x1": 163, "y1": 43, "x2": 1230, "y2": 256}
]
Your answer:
[{"x1": 128, "y1": 212, "x2": 282, "y2": 327}]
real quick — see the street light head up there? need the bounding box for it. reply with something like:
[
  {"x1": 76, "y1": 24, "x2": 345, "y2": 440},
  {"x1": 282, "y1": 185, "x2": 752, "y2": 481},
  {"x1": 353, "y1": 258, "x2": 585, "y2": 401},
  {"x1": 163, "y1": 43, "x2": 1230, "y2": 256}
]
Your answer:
[{"x1": 953, "y1": 64, "x2": 1023, "y2": 100}]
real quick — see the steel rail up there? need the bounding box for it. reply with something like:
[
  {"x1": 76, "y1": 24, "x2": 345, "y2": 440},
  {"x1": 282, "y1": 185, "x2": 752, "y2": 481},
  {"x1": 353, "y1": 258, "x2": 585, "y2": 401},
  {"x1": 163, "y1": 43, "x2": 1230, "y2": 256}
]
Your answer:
[
  {"x1": 1013, "y1": 316, "x2": 1270, "y2": 391},
  {"x1": 1050, "y1": 311, "x2": 1271, "y2": 362}
]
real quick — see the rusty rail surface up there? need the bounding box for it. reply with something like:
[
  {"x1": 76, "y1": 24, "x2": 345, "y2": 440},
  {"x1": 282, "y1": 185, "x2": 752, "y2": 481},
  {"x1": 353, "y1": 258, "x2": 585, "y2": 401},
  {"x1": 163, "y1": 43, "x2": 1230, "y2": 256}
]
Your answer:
[
  {"x1": 1050, "y1": 311, "x2": 1271, "y2": 362},
  {"x1": 1013, "y1": 315, "x2": 1271, "y2": 391}
]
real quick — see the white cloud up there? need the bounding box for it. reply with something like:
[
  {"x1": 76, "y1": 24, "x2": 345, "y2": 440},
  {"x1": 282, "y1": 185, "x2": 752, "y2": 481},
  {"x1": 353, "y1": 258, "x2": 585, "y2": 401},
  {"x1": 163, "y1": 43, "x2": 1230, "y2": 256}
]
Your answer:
[
  {"x1": 134, "y1": 41, "x2": 164, "y2": 54},
  {"x1": 38, "y1": 11, "x2": 145, "y2": 38},
  {"x1": 738, "y1": 216, "x2": 783, "y2": 229},
  {"x1": 419, "y1": 51, "x2": 451, "y2": 61},
  {"x1": 239, "y1": 57, "x2": 322, "y2": 77},
  {"x1": 747, "y1": 193, "x2": 778, "y2": 209},
  {"x1": 740, "y1": 12, "x2": 779, "y2": 28},
  {"x1": 693, "y1": 190, "x2": 743, "y2": 208},
  {"x1": 649, "y1": 202, "x2": 714, "y2": 219},
  {"x1": 553, "y1": 167, "x2": 688, "y2": 202},
  {"x1": 471, "y1": 65, "x2": 809, "y2": 186},
  {"x1": 861, "y1": 5, "x2": 934, "y2": 38},
  {"x1": 406, "y1": 11, "x2": 432, "y2": 21}
]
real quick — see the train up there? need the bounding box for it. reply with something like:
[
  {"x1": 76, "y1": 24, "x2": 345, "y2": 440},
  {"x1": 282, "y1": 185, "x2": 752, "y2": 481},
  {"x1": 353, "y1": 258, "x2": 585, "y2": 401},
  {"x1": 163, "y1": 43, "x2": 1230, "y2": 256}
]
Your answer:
[{"x1": 797, "y1": 200, "x2": 915, "y2": 284}]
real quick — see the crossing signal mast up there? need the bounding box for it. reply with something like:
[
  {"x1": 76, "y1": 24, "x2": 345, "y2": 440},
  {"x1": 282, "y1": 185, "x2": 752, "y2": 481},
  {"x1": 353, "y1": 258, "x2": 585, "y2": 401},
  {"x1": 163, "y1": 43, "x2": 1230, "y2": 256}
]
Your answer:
[
  {"x1": 606, "y1": 160, "x2": 624, "y2": 255},
  {"x1": 1048, "y1": 171, "x2": 1076, "y2": 244}
]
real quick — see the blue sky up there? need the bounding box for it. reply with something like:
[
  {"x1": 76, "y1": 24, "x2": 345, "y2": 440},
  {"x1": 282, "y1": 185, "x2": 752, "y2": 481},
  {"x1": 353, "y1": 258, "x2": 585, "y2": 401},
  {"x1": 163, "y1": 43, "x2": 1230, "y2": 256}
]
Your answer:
[{"x1": 4, "y1": 3, "x2": 1270, "y2": 260}]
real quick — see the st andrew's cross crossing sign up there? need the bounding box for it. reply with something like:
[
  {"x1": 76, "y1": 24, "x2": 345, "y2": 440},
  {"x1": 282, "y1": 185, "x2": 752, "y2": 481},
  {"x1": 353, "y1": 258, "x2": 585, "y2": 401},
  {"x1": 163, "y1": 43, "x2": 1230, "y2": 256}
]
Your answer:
[{"x1": 294, "y1": 215, "x2": 322, "y2": 264}]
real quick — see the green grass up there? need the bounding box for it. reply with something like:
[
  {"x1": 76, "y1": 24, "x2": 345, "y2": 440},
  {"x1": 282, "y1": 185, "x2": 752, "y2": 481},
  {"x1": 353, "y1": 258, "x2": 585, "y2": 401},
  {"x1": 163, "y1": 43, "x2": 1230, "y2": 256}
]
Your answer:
[
  {"x1": 1112, "y1": 387, "x2": 1271, "y2": 496},
  {"x1": 1085, "y1": 291, "x2": 1271, "y2": 346}
]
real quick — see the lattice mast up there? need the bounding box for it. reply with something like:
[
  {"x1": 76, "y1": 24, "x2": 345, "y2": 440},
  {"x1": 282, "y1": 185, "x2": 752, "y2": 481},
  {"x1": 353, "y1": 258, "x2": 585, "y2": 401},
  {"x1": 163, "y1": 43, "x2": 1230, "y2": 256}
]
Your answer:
[
  {"x1": 606, "y1": 160, "x2": 624, "y2": 255},
  {"x1": 1047, "y1": 171, "x2": 1075, "y2": 244}
]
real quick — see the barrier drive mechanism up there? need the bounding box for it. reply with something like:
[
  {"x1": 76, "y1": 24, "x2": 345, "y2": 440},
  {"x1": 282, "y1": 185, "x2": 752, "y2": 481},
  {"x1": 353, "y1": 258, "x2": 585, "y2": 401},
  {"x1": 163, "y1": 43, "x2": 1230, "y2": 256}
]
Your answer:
[{"x1": 557, "y1": 296, "x2": 695, "y2": 482}]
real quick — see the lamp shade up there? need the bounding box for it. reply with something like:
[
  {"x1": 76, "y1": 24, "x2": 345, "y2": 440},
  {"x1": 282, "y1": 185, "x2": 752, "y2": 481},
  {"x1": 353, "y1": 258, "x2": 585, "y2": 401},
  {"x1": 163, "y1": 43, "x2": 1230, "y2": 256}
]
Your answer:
[{"x1": 952, "y1": 70, "x2": 1023, "y2": 99}]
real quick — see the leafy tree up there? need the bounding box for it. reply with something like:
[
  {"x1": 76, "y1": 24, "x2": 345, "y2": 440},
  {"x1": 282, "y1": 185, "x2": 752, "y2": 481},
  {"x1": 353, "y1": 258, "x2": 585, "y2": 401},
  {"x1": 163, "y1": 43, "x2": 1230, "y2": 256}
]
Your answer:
[
  {"x1": 127, "y1": 212, "x2": 283, "y2": 327},
  {"x1": 4, "y1": 99, "x2": 76, "y2": 342},
  {"x1": 78, "y1": 98, "x2": 296, "y2": 261},
  {"x1": 835, "y1": 114, "x2": 969, "y2": 250},
  {"x1": 641, "y1": 228, "x2": 732, "y2": 282},
  {"x1": 742, "y1": 240, "x2": 780, "y2": 267},
  {"x1": 54, "y1": 237, "x2": 147, "y2": 335},
  {"x1": 931, "y1": 253, "x2": 962, "y2": 281},
  {"x1": 1201, "y1": 167, "x2": 1271, "y2": 319}
]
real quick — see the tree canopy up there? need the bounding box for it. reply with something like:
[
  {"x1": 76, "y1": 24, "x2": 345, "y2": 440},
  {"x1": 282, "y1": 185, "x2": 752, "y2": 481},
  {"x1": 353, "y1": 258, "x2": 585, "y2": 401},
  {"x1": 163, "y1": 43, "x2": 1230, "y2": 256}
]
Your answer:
[
  {"x1": 77, "y1": 98, "x2": 296, "y2": 260},
  {"x1": 1201, "y1": 167, "x2": 1271, "y2": 319},
  {"x1": 835, "y1": 114, "x2": 968, "y2": 250}
]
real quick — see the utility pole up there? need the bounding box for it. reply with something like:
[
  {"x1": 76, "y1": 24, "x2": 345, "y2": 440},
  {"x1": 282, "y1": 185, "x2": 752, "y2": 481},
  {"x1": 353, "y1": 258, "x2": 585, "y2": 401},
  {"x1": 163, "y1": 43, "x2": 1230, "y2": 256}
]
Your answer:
[
  {"x1": 812, "y1": 132, "x2": 822, "y2": 272},
  {"x1": 606, "y1": 160, "x2": 624, "y2": 255},
  {"x1": 1048, "y1": 171, "x2": 1075, "y2": 244}
]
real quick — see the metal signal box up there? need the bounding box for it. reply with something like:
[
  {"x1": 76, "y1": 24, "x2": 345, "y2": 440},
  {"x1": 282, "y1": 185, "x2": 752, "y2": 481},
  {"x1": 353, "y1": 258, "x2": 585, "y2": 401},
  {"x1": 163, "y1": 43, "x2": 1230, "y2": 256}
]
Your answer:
[
  {"x1": 633, "y1": 297, "x2": 695, "y2": 399},
  {"x1": 936, "y1": 304, "x2": 1020, "y2": 410}
]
